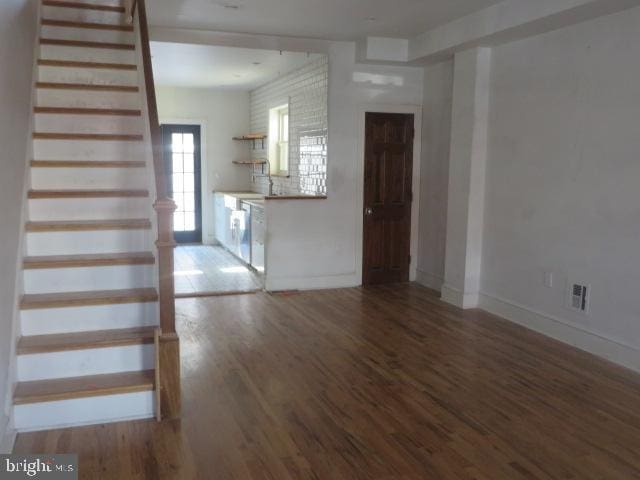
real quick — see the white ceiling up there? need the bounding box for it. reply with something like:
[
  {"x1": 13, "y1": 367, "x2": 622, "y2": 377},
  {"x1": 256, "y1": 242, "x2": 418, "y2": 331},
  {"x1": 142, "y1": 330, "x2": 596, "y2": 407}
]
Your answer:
[
  {"x1": 151, "y1": 42, "x2": 325, "y2": 89},
  {"x1": 148, "y1": 0, "x2": 504, "y2": 41}
]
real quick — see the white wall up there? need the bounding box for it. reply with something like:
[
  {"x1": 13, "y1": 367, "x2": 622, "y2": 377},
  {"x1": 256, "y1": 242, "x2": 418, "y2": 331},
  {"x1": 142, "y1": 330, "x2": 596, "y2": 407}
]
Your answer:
[
  {"x1": 0, "y1": 0, "x2": 38, "y2": 452},
  {"x1": 264, "y1": 42, "x2": 424, "y2": 291},
  {"x1": 156, "y1": 87, "x2": 251, "y2": 244},
  {"x1": 479, "y1": 6, "x2": 640, "y2": 370},
  {"x1": 417, "y1": 60, "x2": 453, "y2": 292}
]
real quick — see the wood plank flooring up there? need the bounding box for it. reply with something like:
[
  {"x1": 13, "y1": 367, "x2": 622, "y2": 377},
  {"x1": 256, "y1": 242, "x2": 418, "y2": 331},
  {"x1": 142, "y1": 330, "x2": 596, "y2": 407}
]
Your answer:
[{"x1": 13, "y1": 284, "x2": 640, "y2": 479}]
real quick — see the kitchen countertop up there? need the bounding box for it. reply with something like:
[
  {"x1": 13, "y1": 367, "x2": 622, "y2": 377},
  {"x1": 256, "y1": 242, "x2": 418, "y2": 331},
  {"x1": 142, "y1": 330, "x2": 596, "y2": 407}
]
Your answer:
[
  {"x1": 215, "y1": 191, "x2": 327, "y2": 202},
  {"x1": 214, "y1": 191, "x2": 265, "y2": 200},
  {"x1": 243, "y1": 199, "x2": 265, "y2": 208},
  {"x1": 264, "y1": 195, "x2": 327, "y2": 200}
]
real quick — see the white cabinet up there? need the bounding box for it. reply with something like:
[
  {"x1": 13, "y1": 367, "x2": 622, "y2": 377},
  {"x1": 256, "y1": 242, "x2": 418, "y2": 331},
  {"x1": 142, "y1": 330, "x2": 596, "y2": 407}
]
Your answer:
[
  {"x1": 214, "y1": 193, "x2": 234, "y2": 252},
  {"x1": 250, "y1": 205, "x2": 265, "y2": 273}
]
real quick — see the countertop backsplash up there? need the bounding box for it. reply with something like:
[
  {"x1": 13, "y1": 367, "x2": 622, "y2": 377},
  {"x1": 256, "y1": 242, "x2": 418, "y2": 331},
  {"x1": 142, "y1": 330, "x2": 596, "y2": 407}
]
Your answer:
[{"x1": 249, "y1": 55, "x2": 328, "y2": 197}]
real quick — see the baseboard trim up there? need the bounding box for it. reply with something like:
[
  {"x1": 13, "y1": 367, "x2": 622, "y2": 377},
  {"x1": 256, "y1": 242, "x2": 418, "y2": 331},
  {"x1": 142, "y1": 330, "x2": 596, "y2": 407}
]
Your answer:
[
  {"x1": 0, "y1": 414, "x2": 16, "y2": 454},
  {"x1": 479, "y1": 293, "x2": 640, "y2": 374},
  {"x1": 415, "y1": 269, "x2": 443, "y2": 292},
  {"x1": 265, "y1": 273, "x2": 359, "y2": 292},
  {"x1": 441, "y1": 284, "x2": 479, "y2": 309}
]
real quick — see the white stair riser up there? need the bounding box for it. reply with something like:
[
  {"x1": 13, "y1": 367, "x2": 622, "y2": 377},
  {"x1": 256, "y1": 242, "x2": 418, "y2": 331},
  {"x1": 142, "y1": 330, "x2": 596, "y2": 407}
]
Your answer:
[
  {"x1": 37, "y1": 89, "x2": 140, "y2": 110},
  {"x1": 17, "y1": 344, "x2": 154, "y2": 381},
  {"x1": 29, "y1": 197, "x2": 151, "y2": 221},
  {"x1": 41, "y1": 45, "x2": 135, "y2": 64},
  {"x1": 46, "y1": 0, "x2": 124, "y2": 6},
  {"x1": 35, "y1": 113, "x2": 143, "y2": 135},
  {"x1": 75, "y1": 0, "x2": 123, "y2": 4},
  {"x1": 24, "y1": 264, "x2": 155, "y2": 294},
  {"x1": 42, "y1": 6, "x2": 126, "y2": 26},
  {"x1": 14, "y1": 391, "x2": 154, "y2": 432},
  {"x1": 26, "y1": 230, "x2": 153, "y2": 256},
  {"x1": 34, "y1": 138, "x2": 146, "y2": 160},
  {"x1": 38, "y1": 65, "x2": 138, "y2": 85},
  {"x1": 41, "y1": 25, "x2": 134, "y2": 44},
  {"x1": 21, "y1": 303, "x2": 159, "y2": 336},
  {"x1": 31, "y1": 167, "x2": 148, "y2": 189}
]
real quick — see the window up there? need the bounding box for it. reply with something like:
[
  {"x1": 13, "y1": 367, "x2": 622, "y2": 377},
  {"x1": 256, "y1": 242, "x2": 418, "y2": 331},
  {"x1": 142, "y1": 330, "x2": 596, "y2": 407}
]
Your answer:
[{"x1": 269, "y1": 104, "x2": 289, "y2": 175}]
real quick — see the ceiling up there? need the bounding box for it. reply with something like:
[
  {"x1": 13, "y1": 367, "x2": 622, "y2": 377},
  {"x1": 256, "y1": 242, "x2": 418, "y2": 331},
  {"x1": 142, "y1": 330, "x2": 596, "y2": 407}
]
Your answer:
[
  {"x1": 151, "y1": 42, "x2": 325, "y2": 89},
  {"x1": 147, "y1": 0, "x2": 504, "y2": 41}
]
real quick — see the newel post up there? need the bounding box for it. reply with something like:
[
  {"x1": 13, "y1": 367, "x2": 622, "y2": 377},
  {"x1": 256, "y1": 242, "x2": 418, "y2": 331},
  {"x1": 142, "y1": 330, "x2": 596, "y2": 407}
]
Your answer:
[{"x1": 154, "y1": 199, "x2": 181, "y2": 420}]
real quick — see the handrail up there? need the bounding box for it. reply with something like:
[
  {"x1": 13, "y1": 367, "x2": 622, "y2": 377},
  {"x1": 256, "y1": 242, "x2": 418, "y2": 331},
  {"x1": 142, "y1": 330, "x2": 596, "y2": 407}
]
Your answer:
[
  {"x1": 134, "y1": 0, "x2": 165, "y2": 201},
  {"x1": 130, "y1": 0, "x2": 181, "y2": 419}
]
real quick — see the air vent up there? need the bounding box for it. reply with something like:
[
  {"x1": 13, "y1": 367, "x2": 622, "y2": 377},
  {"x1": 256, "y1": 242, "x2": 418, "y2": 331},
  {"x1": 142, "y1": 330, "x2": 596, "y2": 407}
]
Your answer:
[{"x1": 568, "y1": 282, "x2": 590, "y2": 313}]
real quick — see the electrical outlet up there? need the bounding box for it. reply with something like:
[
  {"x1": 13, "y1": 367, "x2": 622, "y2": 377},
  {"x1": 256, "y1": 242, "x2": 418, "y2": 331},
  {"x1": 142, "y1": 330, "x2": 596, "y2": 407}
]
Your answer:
[{"x1": 543, "y1": 271, "x2": 553, "y2": 288}]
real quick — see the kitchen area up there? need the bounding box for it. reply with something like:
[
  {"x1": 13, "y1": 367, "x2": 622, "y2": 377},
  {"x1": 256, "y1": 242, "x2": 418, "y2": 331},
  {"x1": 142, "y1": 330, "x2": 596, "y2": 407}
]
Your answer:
[{"x1": 152, "y1": 42, "x2": 328, "y2": 297}]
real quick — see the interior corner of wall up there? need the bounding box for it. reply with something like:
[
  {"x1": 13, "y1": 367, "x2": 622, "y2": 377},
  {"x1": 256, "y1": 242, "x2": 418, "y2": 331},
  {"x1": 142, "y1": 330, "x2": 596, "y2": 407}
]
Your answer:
[
  {"x1": 0, "y1": 411, "x2": 16, "y2": 454},
  {"x1": 415, "y1": 269, "x2": 444, "y2": 292},
  {"x1": 441, "y1": 283, "x2": 480, "y2": 309}
]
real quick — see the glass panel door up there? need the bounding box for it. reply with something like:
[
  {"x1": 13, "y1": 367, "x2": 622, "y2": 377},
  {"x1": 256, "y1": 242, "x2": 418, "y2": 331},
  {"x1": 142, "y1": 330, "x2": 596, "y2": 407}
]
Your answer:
[{"x1": 161, "y1": 124, "x2": 202, "y2": 244}]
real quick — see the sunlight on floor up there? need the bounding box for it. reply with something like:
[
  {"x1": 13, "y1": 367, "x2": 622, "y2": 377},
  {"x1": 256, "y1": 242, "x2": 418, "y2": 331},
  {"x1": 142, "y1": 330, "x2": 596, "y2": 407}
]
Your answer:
[
  {"x1": 174, "y1": 245, "x2": 262, "y2": 295},
  {"x1": 220, "y1": 266, "x2": 249, "y2": 274},
  {"x1": 174, "y1": 269, "x2": 205, "y2": 276}
]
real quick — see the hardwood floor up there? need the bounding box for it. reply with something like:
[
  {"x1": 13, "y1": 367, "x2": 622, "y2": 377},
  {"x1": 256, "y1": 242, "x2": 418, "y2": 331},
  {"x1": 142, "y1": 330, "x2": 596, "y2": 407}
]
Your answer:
[{"x1": 14, "y1": 284, "x2": 640, "y2": 479}]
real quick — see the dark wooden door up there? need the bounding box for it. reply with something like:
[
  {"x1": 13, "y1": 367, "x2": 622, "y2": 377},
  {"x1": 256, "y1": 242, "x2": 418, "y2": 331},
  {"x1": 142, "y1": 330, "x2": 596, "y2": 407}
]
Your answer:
[
  {"x1": 363, "y1": 112, "x2": 414, "y2": 285},
  {"x1": 161, "y1": 124, "x2": 202, "y2": 244}
]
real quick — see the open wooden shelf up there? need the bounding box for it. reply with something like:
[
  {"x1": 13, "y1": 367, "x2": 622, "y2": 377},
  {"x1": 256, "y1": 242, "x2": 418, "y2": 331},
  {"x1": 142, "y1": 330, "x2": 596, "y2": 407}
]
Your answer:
[
  {"x1": 232, "y1": 135, "x2": 267, "y2": 141},
  {"x1": 232, "y1": 160, "x2": 267, "y2": 165},
  {"x1": 233, "y1": 134, "x2": 267, "y2": 149}
]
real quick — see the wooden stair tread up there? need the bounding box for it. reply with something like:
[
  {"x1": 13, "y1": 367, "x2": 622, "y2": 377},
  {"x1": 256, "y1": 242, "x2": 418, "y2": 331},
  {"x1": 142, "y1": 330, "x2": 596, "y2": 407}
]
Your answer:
[
  {"x1": 38, "y1": 59, "x2": 137, "y2": 70},
  {"x1": 42, "y1": 1, "x2": 126, "y2": 13},
  {"x1": 26, "y1": 218, "x2": 151, "y2": 231},
  {"x1": 36, "y1": 82, "x2": 139, "y2": 92},
  {"x1": 21, "y1": 288, "x2": 158, "y2": 310},
  {"x1": 31, "y1": 160, "x2": 146, "y2": 168},
  {"x1": 35, "y1": 106, "x2": 141, "y2": 116},
  {"x1": 40, "y1": 38, "x2": 135, "y2": 50},
  {"x1": 42, "y1": 18, "x2": 134, "y2": 32},
  {"x1": 33, "y1": 132, "x2": 144, "y2": 141},
  {"x1": 24, "y1": 252, "x2": 155, "y2": 269},
  {"x1": 28, "y1": 189, "x2": 149, "y2": 198},
  {"x1": 18, "y1": 327, "x2": 156, "y2": 355},
  {"x1": 14, "y1": 370, "x2": 155, "y2": 405}
]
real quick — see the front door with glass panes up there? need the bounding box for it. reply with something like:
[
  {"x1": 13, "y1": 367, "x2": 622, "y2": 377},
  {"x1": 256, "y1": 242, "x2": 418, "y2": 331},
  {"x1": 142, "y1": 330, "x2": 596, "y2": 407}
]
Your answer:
[{"x1": 161, "y1": 124, "x2": 202, "y2": 244}]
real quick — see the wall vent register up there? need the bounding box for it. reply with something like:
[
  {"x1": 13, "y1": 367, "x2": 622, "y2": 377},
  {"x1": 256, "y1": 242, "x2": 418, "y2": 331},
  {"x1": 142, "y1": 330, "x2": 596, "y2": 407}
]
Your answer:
[{"x1": 568, "y1": 283, "x2": 590, "y2": 313}]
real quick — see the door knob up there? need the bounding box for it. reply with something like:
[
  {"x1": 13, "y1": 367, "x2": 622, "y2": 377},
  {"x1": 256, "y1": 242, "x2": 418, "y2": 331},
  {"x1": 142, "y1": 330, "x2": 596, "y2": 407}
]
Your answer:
[{"x1": 365, "y1": 207, "x2": 373, "y2": 215}]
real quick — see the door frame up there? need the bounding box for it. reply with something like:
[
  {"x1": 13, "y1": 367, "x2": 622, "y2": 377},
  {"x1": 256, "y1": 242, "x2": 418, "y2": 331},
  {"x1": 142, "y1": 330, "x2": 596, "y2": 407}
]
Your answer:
[
  {"x1": 160, "y1": 117, "x2": 210, "y2": 244},
  {"x1": 161, "y1": 123, "x2": 204, "y2": 244},
  {"x1": 355, "y1": 104, "x2": 422, "y2": 286}
]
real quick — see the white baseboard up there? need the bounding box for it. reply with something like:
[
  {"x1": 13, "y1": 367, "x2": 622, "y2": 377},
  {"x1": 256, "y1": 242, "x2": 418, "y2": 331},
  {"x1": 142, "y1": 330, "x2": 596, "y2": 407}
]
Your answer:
[
  {"x1": 265, "y1": 273, "x2": 359, "y2": 292},
  {"x1": 441, "y1": 284, "x2": 479, "y2": 309},
  {"x1": 0, "y1": 414, "x2": 16, "y2": 454},
  {"x1": 415, "y1": 269, "x2": 443, "y2": 292},
  {"x1": 479, "y1": 293, "x2": 640, "y2": 374}
]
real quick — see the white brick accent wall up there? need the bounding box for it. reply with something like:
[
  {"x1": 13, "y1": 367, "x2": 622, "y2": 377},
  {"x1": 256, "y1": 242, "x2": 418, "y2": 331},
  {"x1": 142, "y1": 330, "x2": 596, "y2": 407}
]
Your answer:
[{"x1": 250, "y1": 56, "x2": 328, "y2": 196}]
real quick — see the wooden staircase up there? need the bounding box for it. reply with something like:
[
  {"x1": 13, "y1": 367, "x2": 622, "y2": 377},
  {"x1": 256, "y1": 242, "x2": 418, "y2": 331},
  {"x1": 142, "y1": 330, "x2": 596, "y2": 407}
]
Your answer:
[{"x1": 13, "y1": 0, "x2": 179, "y2": 432}]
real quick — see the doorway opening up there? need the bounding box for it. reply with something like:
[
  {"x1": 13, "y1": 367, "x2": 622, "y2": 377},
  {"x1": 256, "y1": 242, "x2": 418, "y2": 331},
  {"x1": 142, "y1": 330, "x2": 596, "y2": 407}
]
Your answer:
[
  {"x1": 362, "y1": 112, "x2": 415, "y2": 285},
  {"x1": 162, "y1": 124, "x2": 261, "y2": 297}
]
